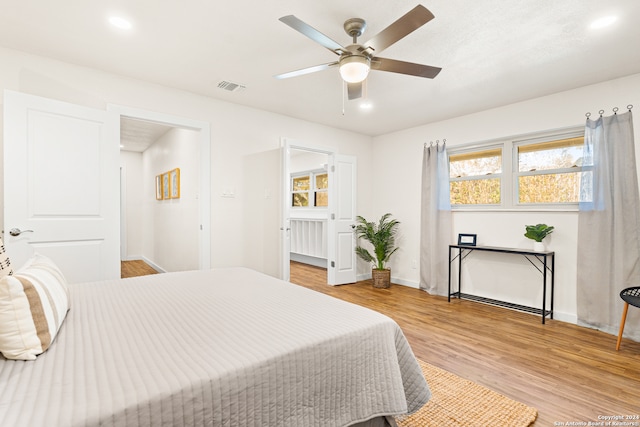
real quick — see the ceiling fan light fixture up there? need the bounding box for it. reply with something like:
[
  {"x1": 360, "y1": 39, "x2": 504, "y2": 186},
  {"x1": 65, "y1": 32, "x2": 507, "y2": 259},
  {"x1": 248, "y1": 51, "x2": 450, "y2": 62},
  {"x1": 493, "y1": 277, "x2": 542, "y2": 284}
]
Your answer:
[{"x1": 339, "y1": 55, "x2": 370, "y2": 83}]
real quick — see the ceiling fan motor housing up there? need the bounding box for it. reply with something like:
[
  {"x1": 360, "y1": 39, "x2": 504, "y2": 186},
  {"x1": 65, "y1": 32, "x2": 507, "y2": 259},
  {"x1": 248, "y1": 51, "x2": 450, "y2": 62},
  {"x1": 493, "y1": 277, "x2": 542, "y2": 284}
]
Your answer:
[{"x1": 343, "y1": 18, "x2": 366, "y2": 41}]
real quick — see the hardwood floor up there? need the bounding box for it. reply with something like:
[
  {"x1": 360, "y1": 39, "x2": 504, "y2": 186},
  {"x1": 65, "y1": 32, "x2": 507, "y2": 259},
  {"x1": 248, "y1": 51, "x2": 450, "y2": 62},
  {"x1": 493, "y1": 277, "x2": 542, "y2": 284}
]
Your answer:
[
  {"x1": 121, "y1": 260, "x2": 159, "y2": 278},
  {"x1": 289, "y1": 261, "x2": 640, "y2": 426}
]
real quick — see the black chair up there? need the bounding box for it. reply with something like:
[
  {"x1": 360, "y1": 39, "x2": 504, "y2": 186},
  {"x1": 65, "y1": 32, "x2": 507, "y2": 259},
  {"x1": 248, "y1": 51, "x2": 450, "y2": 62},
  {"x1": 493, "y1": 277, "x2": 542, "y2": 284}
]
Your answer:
[{"x1": 616, "y1": 286, "x2": 640, "y2": 350}]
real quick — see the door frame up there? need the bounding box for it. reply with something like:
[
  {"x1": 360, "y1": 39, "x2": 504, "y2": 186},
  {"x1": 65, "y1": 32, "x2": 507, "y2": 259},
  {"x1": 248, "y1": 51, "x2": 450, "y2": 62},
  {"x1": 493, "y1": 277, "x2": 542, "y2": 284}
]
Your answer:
[
  {"x1": 281, "y1": 138, "x2": 337, "y2": 282},
  {"x1": 109, "y1": 105, "x2": 211, "y2": 270}
]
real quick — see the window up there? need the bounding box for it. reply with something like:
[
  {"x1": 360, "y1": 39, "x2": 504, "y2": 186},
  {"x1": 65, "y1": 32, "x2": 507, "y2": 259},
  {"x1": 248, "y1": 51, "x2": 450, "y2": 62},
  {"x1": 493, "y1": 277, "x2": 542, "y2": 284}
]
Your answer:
[
  {"x1": 314, "y1": 173, "x2": 328, "y2": 207},
  {"x1": 448, "y1": 129, "x2": 585, "y2": 209},
  {"x1": 449, "y1": 147, "x2": 502, "y2": 205},
  {"x1": 292, "y1": 175, "x2": 310, "y2": 207},
  {"x1": 291, "y1": 170, "x2": 329, "y2": 208},
  {"x1": 516, "y1": 136, "x2": 584, "y2": 204}
]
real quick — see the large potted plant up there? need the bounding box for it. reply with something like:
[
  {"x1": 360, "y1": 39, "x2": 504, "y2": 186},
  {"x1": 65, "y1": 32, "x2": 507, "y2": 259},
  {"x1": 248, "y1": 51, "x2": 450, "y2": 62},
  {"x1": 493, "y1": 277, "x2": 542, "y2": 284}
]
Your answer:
[
  {"x1": 354, "y1": 213, "x2": 400, "y2": 289},
  {"x1": 524, "y1": 223, "x2": 554, "y2": 251}
]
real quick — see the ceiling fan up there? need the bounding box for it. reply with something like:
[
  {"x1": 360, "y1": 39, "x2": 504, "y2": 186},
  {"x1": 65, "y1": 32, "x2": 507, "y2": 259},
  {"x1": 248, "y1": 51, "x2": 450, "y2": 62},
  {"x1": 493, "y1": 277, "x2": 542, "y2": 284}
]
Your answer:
[{"x1": 274, "y1": 4, "x2": 442, "y2": 100}]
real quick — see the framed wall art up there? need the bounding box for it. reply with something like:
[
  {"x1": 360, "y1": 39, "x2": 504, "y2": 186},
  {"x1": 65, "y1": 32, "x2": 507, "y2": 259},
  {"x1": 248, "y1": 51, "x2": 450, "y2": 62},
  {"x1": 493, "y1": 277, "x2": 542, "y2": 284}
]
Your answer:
[
  {"x1": 163, "y1": 172, "x2": 170, "y2": 200},
  {"x1": 155, "y1": 175, "x2": 163, "y2": 200},
  {"x1": 170, "y1": 168, "x2": 180, "y2": 199}
]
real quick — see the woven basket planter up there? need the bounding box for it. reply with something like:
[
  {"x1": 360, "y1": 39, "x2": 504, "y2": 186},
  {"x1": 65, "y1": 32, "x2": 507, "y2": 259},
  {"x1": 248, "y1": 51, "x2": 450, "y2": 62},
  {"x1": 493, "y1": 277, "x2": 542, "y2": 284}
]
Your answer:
[{"x1": 372, "y1": 269, "x2": 391, "y2": 289}]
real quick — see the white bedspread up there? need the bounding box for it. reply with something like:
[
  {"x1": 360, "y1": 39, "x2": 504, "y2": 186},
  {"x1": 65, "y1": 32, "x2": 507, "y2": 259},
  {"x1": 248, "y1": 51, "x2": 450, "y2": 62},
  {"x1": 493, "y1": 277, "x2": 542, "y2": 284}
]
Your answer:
[{"x1": 0, "y1": 267, "x2": 429, "y2": 426}]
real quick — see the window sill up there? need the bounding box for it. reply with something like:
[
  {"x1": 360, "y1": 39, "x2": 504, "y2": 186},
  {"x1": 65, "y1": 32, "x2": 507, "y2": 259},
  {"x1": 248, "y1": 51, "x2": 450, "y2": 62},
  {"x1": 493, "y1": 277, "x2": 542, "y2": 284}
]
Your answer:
[{"x1": 452, "y1": 207, "x2": 578, "y2": 213}]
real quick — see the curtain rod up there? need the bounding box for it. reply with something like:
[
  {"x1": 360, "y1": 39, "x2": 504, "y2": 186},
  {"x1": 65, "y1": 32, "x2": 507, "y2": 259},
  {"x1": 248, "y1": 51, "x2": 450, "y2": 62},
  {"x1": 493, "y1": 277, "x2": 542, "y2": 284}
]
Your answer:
[
  {"x1": 424, "y1": 139, "x2": 447, "y2": 148},
  {"x1": 585, "y1": 104, "x2": 633, "y2": 118}
]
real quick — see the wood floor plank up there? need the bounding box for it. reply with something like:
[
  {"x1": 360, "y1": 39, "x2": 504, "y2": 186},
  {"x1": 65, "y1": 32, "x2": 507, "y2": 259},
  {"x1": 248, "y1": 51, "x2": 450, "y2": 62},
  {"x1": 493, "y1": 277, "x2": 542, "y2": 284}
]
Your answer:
[
  {"x1": 289, "y1": 261, "x2": 640, "y2": 426},
  {"x1": 121, "y1": 260, "x2": 158, "y2": 278}
]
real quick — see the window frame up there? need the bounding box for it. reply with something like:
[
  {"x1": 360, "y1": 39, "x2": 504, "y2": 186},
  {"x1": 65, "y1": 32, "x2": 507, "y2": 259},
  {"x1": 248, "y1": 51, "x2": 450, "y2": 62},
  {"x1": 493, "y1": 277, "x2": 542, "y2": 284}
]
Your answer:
[
  {"x1": 512, "y1": 130, "x2": 585, "y2": 209},
  {"x1": 448, "y1": 127, "x2": 584, "y2": 211},
  {"x1": 291, "y1": 168, "x2": 329, "y2": 209},
  {"x1": 448, "y1": 144, "x2": 505, "y2": 208}
]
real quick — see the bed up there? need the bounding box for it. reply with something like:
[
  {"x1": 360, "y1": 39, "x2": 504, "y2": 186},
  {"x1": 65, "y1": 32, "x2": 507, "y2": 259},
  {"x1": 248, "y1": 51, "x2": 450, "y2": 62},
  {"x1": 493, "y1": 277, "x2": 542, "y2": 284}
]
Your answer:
[{"x1": 0, "y1": 265, "x2": 430, "y2": 426}]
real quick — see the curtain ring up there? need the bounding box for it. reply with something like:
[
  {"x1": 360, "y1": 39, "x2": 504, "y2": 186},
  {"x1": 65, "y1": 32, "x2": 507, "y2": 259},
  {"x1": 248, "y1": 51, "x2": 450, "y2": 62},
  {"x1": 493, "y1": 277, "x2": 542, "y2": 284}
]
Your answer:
[
  {"x1": 598, "y1": 109, "x2": 605, "y2": 117},
  {"x1": 585, "y1": 112, "x2": 591, "y2": 118},
  {"x1": 613, "y1": 107, "x2": 619, "y2": 114},
  {"x1": 628, "y1": 104, "x2": 634, "y2": 111}
]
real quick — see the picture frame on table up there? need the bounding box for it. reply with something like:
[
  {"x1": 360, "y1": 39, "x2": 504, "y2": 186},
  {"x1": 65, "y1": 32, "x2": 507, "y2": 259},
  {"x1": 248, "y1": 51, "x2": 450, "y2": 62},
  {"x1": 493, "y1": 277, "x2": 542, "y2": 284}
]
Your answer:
[{"x1": 457, "y1": 233, "x2": 477, "y2": 246}]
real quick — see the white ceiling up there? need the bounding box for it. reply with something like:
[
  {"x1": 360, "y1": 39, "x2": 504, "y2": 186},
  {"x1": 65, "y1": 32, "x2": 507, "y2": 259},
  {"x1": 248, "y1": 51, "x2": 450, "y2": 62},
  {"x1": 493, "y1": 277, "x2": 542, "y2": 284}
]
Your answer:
[
  {"x1": 120, "y1": 118, "x2": 173, "y2": 152},
  {"x1": 1, "y1": 0, "x2": 639, "y2": 137}
]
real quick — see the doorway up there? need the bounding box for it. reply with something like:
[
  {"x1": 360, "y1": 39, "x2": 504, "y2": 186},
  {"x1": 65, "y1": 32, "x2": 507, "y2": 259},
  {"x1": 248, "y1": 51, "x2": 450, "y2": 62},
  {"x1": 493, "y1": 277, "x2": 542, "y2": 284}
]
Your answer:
[
  {"x1": 288, "y1": 148, "x2": 330, "y2": 279},
  {"x1": 111, "y1": 105, "x2": 211, "y2": 272},
  {"x1": 281, "y1": 138, "x2": 357, "y2": 286}
]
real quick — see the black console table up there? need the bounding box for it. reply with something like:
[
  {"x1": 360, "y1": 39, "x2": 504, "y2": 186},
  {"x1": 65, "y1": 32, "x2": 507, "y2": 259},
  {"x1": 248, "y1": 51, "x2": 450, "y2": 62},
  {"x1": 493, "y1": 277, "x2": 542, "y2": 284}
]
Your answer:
[{"x1": 448, "y1": 245, "x2": 555, "y2": 324}]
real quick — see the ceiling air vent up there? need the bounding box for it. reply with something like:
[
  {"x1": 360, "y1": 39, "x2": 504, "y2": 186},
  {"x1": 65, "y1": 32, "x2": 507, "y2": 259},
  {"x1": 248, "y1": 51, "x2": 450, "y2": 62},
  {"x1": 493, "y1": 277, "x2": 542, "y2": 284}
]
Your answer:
[{"x1": 217, "y1": 81, "x2": 246, "y2": 92}]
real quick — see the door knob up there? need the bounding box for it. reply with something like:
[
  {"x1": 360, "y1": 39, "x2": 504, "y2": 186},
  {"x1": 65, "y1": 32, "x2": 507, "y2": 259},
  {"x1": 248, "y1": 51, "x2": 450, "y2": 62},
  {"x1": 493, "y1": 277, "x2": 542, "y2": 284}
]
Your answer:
[{"x1": 9, "y1": 228, "x2": 34, "y2": 236}]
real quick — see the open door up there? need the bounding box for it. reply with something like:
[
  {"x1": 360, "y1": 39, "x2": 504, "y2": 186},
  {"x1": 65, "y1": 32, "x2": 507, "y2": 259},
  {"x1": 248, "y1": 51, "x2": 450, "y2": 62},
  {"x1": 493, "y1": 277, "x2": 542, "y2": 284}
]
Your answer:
[
  {"x1": 280, "y1": 139, "x2": 357, "y2": 285},
  {"x1": 327, "y1": 154, "x2": 357, "y2": 285},
  {"x1": 3, "y1": 90, "x2": 120, "y2": 283}
]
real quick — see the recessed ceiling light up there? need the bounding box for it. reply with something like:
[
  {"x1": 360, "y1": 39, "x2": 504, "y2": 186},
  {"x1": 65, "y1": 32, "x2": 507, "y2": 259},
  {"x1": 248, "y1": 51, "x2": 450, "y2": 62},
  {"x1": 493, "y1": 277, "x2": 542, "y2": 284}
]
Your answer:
[
  {"x1": 360, "y1": 102, "x2": 373, "y2": 110},
  {"x1": 590, "y1": 15, "x2": 617, "y2": 30},
  {"x1": 108, "y1": 16, "x2": 133, "y2": 30}
]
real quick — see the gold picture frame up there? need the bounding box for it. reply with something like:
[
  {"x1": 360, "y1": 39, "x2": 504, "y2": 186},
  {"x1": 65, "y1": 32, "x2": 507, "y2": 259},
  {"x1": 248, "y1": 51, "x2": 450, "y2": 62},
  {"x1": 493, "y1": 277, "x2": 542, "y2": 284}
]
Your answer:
[
  {"x1": 163, "y1": 172, "x2": 170, "y2": 200},
  {"x1": 155, "y1": 175, "x2": 163, "y2": 200},
  {"x1": 170, "y1": 168, "x2": 180, "y2": 199}
]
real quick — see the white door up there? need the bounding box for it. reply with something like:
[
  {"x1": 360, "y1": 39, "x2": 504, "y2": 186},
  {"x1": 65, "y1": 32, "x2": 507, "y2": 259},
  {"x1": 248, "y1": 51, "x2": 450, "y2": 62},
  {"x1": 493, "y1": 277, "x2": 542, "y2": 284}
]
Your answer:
[
  {"x1": 327, "y1": 154, "x2": 357, "y2": 285},
  {"x1": 3, "y1": 90, "x2": 119, "y2": 283},
  {"x1": 280, "y1": 141, "x2": 293, "y2": 281}
]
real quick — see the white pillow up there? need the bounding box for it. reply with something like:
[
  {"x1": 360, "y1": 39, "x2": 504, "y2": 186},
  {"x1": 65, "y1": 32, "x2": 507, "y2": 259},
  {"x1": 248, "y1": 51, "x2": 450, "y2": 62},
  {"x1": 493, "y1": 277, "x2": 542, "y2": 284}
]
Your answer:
[
  {"x1": 0, "y1": 253, "x2": 70, "y2": 360},
  {"x1": 0, "y1": 237, "x2": 13, "y2": 278}
]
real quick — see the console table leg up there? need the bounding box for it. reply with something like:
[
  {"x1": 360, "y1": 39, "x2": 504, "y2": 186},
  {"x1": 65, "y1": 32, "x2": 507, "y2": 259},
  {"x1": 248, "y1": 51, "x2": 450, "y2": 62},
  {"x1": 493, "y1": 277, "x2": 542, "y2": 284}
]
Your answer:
[
  {"x1": 542, "y1": 255, "x2": 547, "y2": 324},
  {"x1": 458, "y1": 248, "x2": 462, "y2": 299},
  {"x1": 448, "y1": 247, "x2": 452, "y2": 302}
]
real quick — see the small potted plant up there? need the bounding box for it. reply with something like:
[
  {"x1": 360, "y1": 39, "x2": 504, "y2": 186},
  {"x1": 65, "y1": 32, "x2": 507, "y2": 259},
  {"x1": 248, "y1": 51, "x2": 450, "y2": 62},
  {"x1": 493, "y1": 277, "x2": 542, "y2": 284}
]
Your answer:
[
  {"x1": 354, "y1": 213, "x2": 400, "y2": 289},
  {"x1": 524, "y1": 224, "x2": 554, "y2": 251}
]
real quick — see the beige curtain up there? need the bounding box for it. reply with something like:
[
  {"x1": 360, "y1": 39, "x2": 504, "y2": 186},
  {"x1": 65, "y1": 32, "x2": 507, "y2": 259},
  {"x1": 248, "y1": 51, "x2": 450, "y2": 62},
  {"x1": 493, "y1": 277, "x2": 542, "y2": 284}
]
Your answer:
[
  {"x1": 420, "y1": 143, "x2": 452, "y2": 294},
  {"x1": 578, "y1": 111, "x2": 640, "y2": 340}
]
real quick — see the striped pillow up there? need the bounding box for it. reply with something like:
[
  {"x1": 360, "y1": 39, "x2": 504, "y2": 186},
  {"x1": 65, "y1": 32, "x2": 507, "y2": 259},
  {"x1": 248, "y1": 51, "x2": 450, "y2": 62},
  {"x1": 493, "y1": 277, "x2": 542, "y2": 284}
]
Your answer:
[
  {"x1": 0, "y1": 237, "x2": 12, "y2": 278},
  {"x1": 0, "y1": 253, "x2": 70, "y2": 360}
]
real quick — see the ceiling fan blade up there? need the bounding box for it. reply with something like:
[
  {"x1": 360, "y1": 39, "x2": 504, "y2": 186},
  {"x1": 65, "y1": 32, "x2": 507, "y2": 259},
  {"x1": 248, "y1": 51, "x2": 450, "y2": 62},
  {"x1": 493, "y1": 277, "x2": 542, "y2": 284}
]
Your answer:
[
  {"x1": 371, "y1": 57, "x2": 441, "y2": 79},
  {"x1": 361, "y1": 5, "x2": 434, "y2": 55},
  {"x1": 347, "y1": 82, "x2": 363, "y2": 100},
  {"x1": 279, "y1": 15, "x2": 344, "y2": 54},
  {"x1": 274, "y1": 61, "x2": 339, "y2": 79}
]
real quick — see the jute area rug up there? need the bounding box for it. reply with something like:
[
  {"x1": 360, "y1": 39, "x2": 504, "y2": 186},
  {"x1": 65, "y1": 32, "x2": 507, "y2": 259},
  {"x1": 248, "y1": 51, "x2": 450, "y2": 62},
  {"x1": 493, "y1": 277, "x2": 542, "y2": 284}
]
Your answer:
[{"x1": 396, "y1": 360, "x2": 538, "y2": 427}]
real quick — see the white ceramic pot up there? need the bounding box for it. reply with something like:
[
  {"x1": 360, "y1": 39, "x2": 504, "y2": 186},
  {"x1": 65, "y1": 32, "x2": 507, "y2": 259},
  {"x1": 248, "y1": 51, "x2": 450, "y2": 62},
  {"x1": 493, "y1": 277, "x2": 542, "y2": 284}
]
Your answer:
[{"x1": 533, "y1": 241, "x2": 546, "y2": 252}]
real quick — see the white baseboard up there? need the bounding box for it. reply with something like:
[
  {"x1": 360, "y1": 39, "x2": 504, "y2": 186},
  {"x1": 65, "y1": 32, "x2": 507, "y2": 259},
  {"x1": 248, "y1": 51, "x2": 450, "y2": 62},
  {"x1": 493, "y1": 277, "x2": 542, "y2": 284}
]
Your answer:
[
  {"x1": 355, "y1": 273, "x2": 420, "y2": 289},
  {"x1": 139, "y1": 256, "x2": 166, "y2": 273},
  {"x1": 391, "y1": 277, "x2": 420, "y2": 289},
  {"x1": 291, "y1": 253, "x2": 327, "y2": 269},
  {"x1": 552, "y1": 311, "x2": 577, "y2": 324},
  {"x1": 122, "y1": 255, "x2": 165, "y2": 273},
  {"x1": 356, "y1": 273, "x2": 370, "y2": 282}
]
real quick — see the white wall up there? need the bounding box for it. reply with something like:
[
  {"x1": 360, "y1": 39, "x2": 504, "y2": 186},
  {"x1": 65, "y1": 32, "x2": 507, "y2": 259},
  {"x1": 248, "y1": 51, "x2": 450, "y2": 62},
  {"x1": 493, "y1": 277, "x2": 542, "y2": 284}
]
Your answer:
[
  {"x1": 120, "y1": 151, "x2": 144, "y2": 259},
  {"x1": 142, "y1": 128, "x2": 200, "y2": 272},
  {"x1": 4, "y1": 45, "x2": 640, "y2": 327},
  {"x1": 291, "y1": 150, "x2": 328, "y2": 173},
  {"x1": 0, "y1": 46, "x2": 374, "y2": 277},
  {"x1": 372, "y1": 72, "x2": 640, "y2": 323}
]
